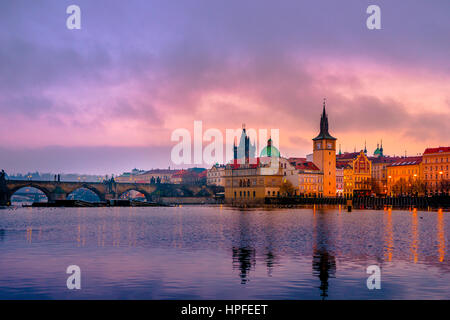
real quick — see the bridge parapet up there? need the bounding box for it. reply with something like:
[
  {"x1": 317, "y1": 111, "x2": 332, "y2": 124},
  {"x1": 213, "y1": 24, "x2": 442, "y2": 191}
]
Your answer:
[{"x1": 1, "y1": 179, "x2": 222, "y2": 205}]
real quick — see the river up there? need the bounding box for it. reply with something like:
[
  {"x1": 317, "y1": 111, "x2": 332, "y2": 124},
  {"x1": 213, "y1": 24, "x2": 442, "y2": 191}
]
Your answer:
[{"x1": 0, "y1": 205, "x2": 448, "y2": 299}]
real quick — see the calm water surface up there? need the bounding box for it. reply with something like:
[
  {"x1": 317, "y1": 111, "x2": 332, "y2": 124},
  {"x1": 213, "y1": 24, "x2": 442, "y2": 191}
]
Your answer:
[{"x1": 0, "y1": 205, "x2": 448, "y2": 299}]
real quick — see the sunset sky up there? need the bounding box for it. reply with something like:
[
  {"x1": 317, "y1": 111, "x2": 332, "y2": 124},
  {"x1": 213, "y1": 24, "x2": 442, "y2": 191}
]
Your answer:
[{"x1": 0, "y1": 0, "x2": 449, "y2": 174}]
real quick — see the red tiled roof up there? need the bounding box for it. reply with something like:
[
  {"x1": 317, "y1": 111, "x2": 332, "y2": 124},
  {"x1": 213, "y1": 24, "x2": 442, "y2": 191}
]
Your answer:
[
  {"x1": 171, "y1": 170, "x2": 187, "y2": 178},
  {"x1": 228, "y1": 158, "x2": 260, "y2": 169},
  {"x1": 296, "y1": 161, "x2": 320, "y2": 171},
  {"x1": 388, "y1": 156, "x2": 422, "y2": 167},
  {"x1": 336, "y1": 163, "x2": 348, "y2": 169},
  {"x1": 423, "y1": 147, "x2": 450, "y2": 155},
  {"x1": 288, "y1": 158, "x2": 308, "y2": 168},
  {"x1": 369, "y1": 156, "x2": 402, "y2": 164},
  {"x1": 142, "y1": 169, "x2": 178, "y2": 175},
  {"x1": 336, "y1": 152, "x2": 361, "y2": 160},
  {"x1": 198, "y1": 171, "x2": 207, "y2": 178}
]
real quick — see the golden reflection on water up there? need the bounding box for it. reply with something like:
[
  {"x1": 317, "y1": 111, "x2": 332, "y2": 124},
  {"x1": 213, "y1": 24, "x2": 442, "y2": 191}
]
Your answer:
[
  {"x1": 410, "y1": 209, "x2": 419, "y2": 263},
  {"x1": 26, "y1": 227, "x2": 32, "y2": 244},
  {"x1": 172, "y1": 207, "x2": 183, "y2": 249},
  {"x1": 384, "y1": 208, "x2": 394, "y2": 262},
  {"x1": 76, "y1": 208, "x2": 86, "y2": 247},
  {"x1": 112, "y1": 207, "x2": 121, "y2": 247},
  {"x1": 128, "y1": 208, "x2": 136, "y2": 247},
  {"x1": 437, "y1": 209, "x2": 445, "y2": 263}
]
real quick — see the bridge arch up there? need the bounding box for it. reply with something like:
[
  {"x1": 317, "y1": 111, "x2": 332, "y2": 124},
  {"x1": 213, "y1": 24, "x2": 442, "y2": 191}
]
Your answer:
[
  {"x1": 66, "y1": 184, "x2": 105, "y2": 202},
  {"x1": 8, "y1": 184, "x2": 52, "y2": 203},
  {"x1": 118, "y1": 188, "x2": 152, "y2": 202}
]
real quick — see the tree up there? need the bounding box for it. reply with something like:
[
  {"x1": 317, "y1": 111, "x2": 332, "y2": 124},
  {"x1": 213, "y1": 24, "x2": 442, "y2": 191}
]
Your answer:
[
  {"x1": 440, "y1": 179, "x2": 449, "y2": 195},
  {"x1": 280, "y1": 180, "x2": 295, "y2": 197},
  {"x1": 392, "y1": 178, "x2": 407, "y2": 196},
  {"x1": 369, "y1": 178, "x2": 381, "y2": 196},
  {"x1": 410, "y1": 178, "x2": 426, "y2": 196}
]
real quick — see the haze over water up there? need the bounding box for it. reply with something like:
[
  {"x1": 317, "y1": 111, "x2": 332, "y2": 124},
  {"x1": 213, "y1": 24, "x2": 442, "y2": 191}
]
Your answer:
[{"x1": 0, "y1": 206, "x2": 448, "y2": 299}]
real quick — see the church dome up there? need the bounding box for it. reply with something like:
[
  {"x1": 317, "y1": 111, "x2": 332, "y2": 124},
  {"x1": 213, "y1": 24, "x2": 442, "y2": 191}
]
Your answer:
[{"x1": 260, "y1": 138, "x2": 280, "y2": 157}]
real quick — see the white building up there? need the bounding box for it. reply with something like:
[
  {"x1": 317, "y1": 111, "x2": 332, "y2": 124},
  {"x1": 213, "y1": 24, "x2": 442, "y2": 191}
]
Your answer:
[{"x1": 207, "y1": 164, "x2": 226, "y2": 186}]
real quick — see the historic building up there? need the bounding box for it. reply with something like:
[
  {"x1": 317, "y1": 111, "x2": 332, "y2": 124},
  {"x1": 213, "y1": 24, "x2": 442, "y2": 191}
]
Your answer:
[
  {"x1": 343, "y1": 163, "x2": 354, "y2": 198},
  {"x1": 224, "y1": 137, "x2": 298, "y2": 204},
  {"x1": 312, "y1": 101, "x2": 337, "y2": 197},
  {"x1": 224, "y1": 158, "x2": 282, "y2": 205},
  {"x1": 336, "y1": 164, "x2": 344, "y2": 197},
  {"x1": 369, "y1": 156, "x2": 400, "y2": 195},
  {"x1": 422, "y1": 147, "x2": 449, "y2": 195},
  {"x1": 207, "y1": 164, "x2": 226, "y2": 186},
  {"x1": 386, "y1": 156, "x2": 423, "y2": 196},
  {"x1": 224, "y1": 100, "x2": 340, "y2": 204},
  {"x1": 340, "y1": 151, "x2": 372, "y2": 197},
  {"x1": 116, "y1": 168, "x2": 177, "y2": 183},
  {"x1": 296, "y1": 161, "x2": 323, "y2": 197}
]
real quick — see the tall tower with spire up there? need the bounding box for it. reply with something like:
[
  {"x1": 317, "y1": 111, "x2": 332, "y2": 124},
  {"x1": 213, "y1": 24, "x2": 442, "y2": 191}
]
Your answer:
[{"x1": 312, "y1": 99, "x2": 337, "y2": 197}]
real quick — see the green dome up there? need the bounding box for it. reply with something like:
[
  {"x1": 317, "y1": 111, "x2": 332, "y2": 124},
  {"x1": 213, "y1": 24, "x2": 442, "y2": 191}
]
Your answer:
[
  {"x1": 374, "y1": 147, "x2": 381, "y2": 155},
  {"x1": 260, "y1": 145, "x2": 280, "y2": 158}
]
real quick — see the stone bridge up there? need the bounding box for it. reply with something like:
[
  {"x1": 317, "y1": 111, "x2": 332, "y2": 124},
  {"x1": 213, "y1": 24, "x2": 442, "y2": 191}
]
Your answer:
[{"x1": 0, "y1": 179, "x2": 223, "y2": 205}]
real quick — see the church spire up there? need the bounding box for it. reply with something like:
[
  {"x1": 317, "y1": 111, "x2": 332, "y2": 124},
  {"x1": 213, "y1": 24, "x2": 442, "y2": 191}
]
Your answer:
[{"x1": 313, "y1": 98, "x2": 336, "y2": 141}]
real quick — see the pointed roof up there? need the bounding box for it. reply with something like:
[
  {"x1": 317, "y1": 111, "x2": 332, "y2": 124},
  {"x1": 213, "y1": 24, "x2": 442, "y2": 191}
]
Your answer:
[{"x1": 313, "y1": 99, "x2": 336, "y2": 141}]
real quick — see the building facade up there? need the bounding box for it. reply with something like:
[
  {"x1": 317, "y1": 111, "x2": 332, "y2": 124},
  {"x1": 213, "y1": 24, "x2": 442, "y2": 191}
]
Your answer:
[
  {"x1": 296, "y1": 161, "x2": 323, "y2": 197},
  {"x1": 386, "y1": 156, "x2": 423, "y2": 196},
  {"x1": 207, "y1": 164, "x2": 226, "y2": 186},
  {"x1": 116, "y1": 168, "x2": 177, "y2": 183},
  {"x1": 370, "y1": 156, "x2": 400, "y2": 196},
  {"x1": 224, "y1": 158, "x2": 284, "y2": 205},
  {"x1": 422, "y1": 147, "x2": 449, "y2": 195},
  {"x1": 341, "y1": 151, "x2": 372, "y2": 197},
  {"x1": 336, "y1": 165, "x2": 344, "y2": 197}
]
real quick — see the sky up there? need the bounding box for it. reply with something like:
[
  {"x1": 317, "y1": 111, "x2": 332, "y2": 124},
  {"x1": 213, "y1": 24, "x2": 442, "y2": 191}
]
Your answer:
[{"x1": 0, "y1": 0, "x2": 449, "y2": 175}]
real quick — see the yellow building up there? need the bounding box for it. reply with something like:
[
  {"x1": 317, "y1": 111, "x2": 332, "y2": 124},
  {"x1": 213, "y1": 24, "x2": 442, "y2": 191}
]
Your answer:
[
  {"x1": 312, "y1": 101, "x2": 336, "y2": 197},
  {"x1": 422, "y1": 147, "x2": 449, "y2": 195},
  {"x1": 386, "y1": 156, "x2": 423, "y2": 196},
  {"x1": 340, "y1": 151, "x2": 372, "y2": 198},
  {"x1": 296, "y1": 161, "x2": 323, "y2": 197},
  {"x1": 343, "y1": 164, "x2": 354, "y2": 198},
  {"x1": 370, "y1": 157, "x2": 399, "y2": 195},
  {"x1": 224, "y1": 158, "x2": 283, "y2": 205}
]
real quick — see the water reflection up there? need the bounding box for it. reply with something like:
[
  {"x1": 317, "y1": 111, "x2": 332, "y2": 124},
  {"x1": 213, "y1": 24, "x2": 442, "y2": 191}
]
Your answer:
[
  {"x1": 437, "y1": 209, "x2": 445, "y2": 263},
  {"x1": 232, "y1": 246, "x2": 256, "y2": 284},
  {"x1": 384, "y1": 208, "x2": 394, "y2": 262},
  {"x1": 1, "y1": 206, "x2": 449, "y2": 299},
  {"x1": 411, "y1": 209, "x2": 419, "y2": 263},
  {"x1": 312, "y1": 209, "x2": 336, "y2": 299}
]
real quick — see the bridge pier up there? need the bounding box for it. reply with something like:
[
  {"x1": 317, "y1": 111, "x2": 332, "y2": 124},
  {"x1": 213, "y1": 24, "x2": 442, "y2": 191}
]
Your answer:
[
  {"x1": 0, "y1": 192, "x2": 10, "y2": 206},
  {"x1": 50, "y1": 186, "x2": 67, "y2": 202},
  {"x1": 104, "y1": 193, "x2": 117, "y2": 201}
]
